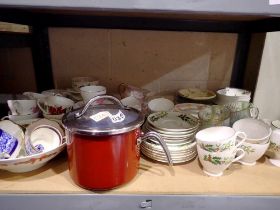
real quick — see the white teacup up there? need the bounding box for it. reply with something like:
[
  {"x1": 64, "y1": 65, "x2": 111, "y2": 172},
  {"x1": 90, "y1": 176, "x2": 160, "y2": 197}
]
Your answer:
[
  {"x1": 24, "y1": 119, "x2": 64, "y2": 155},
  {"x1": 23, "y1": 92, "x2": 46, "y2": 100},
  {"x1": 37, "y1": 95, "x2": 74, "y2": 115},
  {"x1": 7, "y1": 99, "x2": 38, "y2": 115},
  {"x1": 238, "y1": 140, "x2": 270, "y2": 166},
  {"x1": 148, "y1": 98, "x2": 174, "y2": 113},
  {"x1": 72, "y1": 77, "x2": 99, "y2": 91},
  {"x1": 197, "y1": 144, "x2": 245, "y2": 176},
  {"x1": 80, "y1": 85, "x2": 106, "y2": 103},
  {"x1": 233, "y1": 118, "x2": 272, "y2": 144},
  {"x1": 196, "y1": 126, "x2": 246, "y2": 152}
]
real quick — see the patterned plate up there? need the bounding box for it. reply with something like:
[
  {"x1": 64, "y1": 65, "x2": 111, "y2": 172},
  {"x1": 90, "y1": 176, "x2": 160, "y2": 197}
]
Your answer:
[
  {"x1": 147, "y1": 112, "x2": 199, "y2": 132},
  {"x1": 178, "y1": 88, "x2": 216, "y2": 100}
]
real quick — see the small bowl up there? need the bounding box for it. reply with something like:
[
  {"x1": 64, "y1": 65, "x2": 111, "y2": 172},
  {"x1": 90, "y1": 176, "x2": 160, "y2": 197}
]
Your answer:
[{"x1": 148, "y1": 98, "x2": 174, "y2": 113}]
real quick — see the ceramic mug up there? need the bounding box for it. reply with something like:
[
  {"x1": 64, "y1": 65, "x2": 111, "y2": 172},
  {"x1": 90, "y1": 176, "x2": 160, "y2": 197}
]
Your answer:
[
  {"x1": 197, "y1": 144, "x2": 245, "y2": 176},
  {"x1": 196, "y1": 126, "x2": 246, "y2": 152},
  {"x1": 37, "y1": 95, "x2": 74, "y2": 115},
  {"x1": 225, "y1": 101, "x2": 259, "y2": 126},
  {"x1": 7, "y1": 99, "x2": 38, "y2": 115},
  {"x1": 80, "y1": 85, "x2": 106, "y2": 103}
]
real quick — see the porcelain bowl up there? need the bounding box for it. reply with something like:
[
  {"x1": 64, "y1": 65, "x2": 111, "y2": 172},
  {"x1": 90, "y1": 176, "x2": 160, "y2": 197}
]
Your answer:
[{"x1": 0, "y1": 142, "x2": 66, "y2": 173}]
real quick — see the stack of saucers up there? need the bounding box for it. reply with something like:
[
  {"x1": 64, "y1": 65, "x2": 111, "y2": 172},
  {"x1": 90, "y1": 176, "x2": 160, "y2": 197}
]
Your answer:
[{"x1": 142, "y1": 111, "x2": 200, "y2": 164}]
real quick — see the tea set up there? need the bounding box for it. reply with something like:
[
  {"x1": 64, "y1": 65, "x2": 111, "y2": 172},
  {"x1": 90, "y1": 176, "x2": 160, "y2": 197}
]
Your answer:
[{"x1": 0, "y1": 81, "x2": 279, "y2": 181}]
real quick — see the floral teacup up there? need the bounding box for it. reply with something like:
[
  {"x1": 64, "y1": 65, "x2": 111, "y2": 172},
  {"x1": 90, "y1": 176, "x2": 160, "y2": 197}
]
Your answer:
[{"x1": 196, "y1": 126, "x2": 246, "y2": 152}]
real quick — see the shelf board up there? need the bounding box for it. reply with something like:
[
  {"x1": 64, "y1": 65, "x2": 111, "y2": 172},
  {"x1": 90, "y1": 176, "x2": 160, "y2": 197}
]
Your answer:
[{"x1": 0, "y1": 0, "x2": 280, "y2": 20}]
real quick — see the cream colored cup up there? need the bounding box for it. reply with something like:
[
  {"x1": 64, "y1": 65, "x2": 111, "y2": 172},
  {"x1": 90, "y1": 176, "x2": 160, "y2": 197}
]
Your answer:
[
  {"x1": 7, "y1": 99, "x2": 38, "y2": 115},
  {"x1": 197, "y1": 144, "x2": 245, "y2": 176},
  {"x1": 80, "y1": 85, "x2": 107, "y2": 103},
  {"x1": 37, "y1": 96, "x2": 74, "y2": 115},
  {"x1": 233, "y1": 118, "x2": 272, "y2": 144},
  {"x1": 238, "y1": 140, "x2": 270, "y2": 166},
  {"x1": 196, "y1": 126, "x2": 246, "y2": 152}
]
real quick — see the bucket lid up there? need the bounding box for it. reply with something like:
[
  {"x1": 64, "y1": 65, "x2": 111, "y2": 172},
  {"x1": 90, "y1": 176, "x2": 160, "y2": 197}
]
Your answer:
[{"x1": 62, "y1": 95, "x2": 144, "y2": 136}]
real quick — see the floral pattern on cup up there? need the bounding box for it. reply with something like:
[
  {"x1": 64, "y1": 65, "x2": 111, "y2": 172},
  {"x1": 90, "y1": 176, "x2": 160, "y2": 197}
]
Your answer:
[
  {"x1": 240, "y1": 144, "x2": 255, "y2": 155},
  {"x1": 199, "y1": 141, "x2": 234, "y2": 153},
  {"x1": 203, "y1": 154, "x2": 233, "y2": 165},
  {"x1": 269, "y1": 142, "x2": 280, "y2": 152},
  {"x1": 0, "y1": 128, "x2": 18, "y2": 159}
]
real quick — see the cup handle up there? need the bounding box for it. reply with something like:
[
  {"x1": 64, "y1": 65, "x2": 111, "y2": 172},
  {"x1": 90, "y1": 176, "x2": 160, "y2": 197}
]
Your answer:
[
  {"x1": 118, "y1": 83, "x2": 127, "y2": 99},
  {"x1": 232, "y1": 148, "x2": 245, "y2": 163},
  {"x1": 235, "y1": 131, "x2": 247, "y2": 148},
  {"x1": 141, "y1": 131, "x2": 173, "y2": 166},
  {"x1": 1, "y1": 116, "x2": 8, "y2": 120},
  {"x1": 249, "y1": 107, "x2": 259, "y2": 119},
  {"x1": 37, "y1": 99, "x2": 48, "y2": 115}
]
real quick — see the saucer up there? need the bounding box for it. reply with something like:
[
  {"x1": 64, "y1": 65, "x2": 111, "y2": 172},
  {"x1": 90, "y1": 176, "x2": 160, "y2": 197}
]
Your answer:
[{"x1": 268, "y1": 158, "x2": 280, "y2": 167}]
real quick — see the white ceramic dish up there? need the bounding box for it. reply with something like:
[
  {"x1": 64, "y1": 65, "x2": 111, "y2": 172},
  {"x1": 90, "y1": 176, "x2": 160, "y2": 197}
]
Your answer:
[
  {"x1": 0, "y1": 142, "x2": 66, "y2": 173},
  {"x1": 148, "y1": 98, "x2": 174, "y2": 113}
]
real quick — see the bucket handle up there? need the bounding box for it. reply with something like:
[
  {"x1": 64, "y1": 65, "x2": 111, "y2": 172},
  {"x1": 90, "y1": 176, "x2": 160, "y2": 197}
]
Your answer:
[
  {"x1": 140, "y1": 131, "x2": 173, "y2": 166},
  {"x1": 75, "y1": 95, "x2": 126, "y2": 118}
]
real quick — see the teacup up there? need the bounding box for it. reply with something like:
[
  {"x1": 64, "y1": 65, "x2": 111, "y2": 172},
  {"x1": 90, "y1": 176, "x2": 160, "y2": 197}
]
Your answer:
[
  {"x1": 72, "y1": 77, "x2": 99, "y2": 91},
  {"x1": 238, "y1": 140, "x2": 270, "y2": 166},
  {"x1": 37, "y1": 95, "x2": 74, "y2": 115},
  {"x1": 148, "y1": 98, "x2": 174, "y2": 113},
  {"x1": 198, "y1": 105, "x2": 230, "y2": 129},
  {"x1": 24, "y1": 119, "x2": 64, "y2": 155},
  {"x1": 196, "y1": 126, "x2": 246, "y2": 152},
  {"x1": 118, "y1": 83, "x2": 151, "y2": 101},
  {"x1": 225, "y1": 101, "x2": 259, "y2": 126},
  {"x1": 197, "y1": 144, "x2": 245, "y2": 176},
  {"x1": 7, "y1": 99, "x2": 38, "y2": 116},
  {"x1": 80, "y1": 85, "x2": 106, "y2": 103},
  {"x1": 266, "y1": 125, "x2": 280, "y2": 160},
  {"x1": 233, "y1": 118, "x2": 272, "y2": 144}
]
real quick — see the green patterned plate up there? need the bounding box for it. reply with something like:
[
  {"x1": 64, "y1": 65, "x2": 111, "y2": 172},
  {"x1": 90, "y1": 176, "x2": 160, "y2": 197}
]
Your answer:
[{"x1": 147, "y1": 111, "x2": 199, "y2": 131}]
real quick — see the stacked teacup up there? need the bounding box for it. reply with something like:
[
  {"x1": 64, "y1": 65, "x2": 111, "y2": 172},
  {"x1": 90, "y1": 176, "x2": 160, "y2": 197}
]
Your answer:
[
  {"x1": 6, "y1": 99, "x2": 40, "y2": 123},
  {"x1": 37, "y1": 95, "x2": 74, "y2": 120},
  {"x1": 196, "y1": 126, "x2": 246, "y2": 176},
  {"x1": 232, "y1": 118, "x2": 271, "y2": 166}
]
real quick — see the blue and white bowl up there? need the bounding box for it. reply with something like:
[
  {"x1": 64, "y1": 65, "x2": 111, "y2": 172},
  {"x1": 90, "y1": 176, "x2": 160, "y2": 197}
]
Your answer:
[{"x1": 0, "y1": 120, "x2": 24, "y2": 159}]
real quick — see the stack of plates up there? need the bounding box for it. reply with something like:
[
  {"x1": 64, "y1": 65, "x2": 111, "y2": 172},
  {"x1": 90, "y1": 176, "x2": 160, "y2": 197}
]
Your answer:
[{"x1": 142, "y1": 111, "x2": 200, "y2": 164}]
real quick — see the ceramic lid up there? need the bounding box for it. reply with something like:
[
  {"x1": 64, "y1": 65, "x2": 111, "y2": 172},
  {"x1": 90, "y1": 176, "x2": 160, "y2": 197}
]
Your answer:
[{"x1": 62, "y1": 95, "x2": 144, "y2": 136}]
